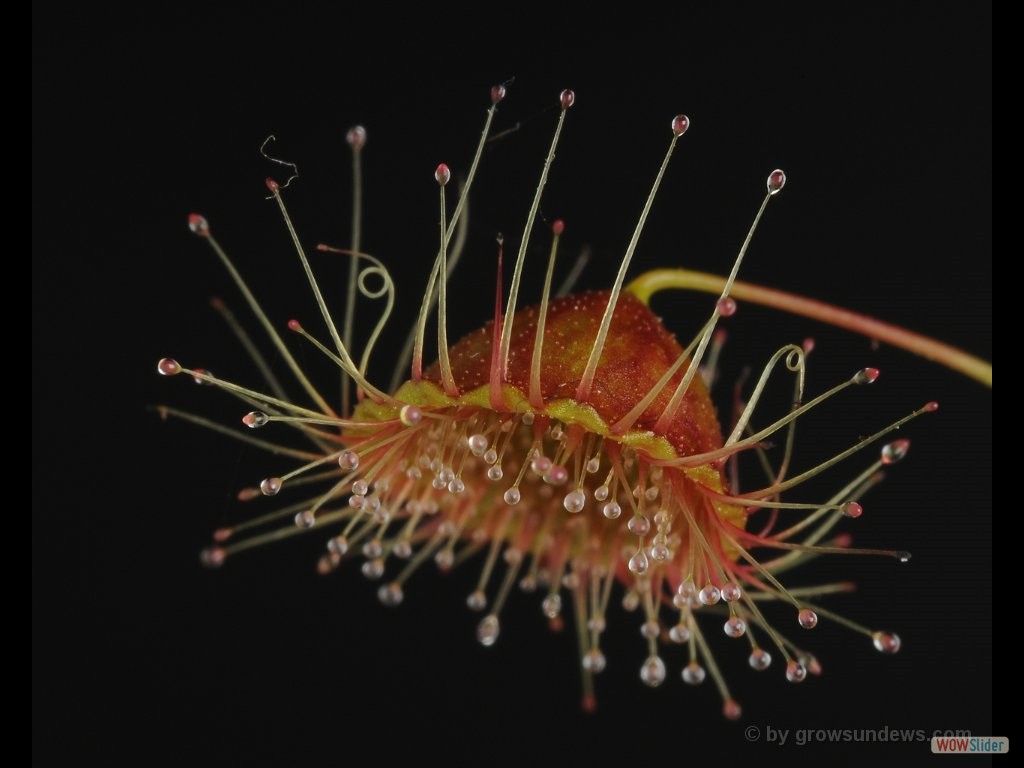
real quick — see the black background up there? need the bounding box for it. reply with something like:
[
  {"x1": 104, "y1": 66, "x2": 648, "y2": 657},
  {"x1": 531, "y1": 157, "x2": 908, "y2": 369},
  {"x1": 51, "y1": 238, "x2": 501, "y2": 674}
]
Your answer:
[{"x1": 34, "y1": 4, "x2": 992, "y2": 765}]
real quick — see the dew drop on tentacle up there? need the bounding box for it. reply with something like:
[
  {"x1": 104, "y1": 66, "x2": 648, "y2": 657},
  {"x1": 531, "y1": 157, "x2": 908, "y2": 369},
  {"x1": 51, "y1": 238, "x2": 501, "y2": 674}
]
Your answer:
[
  {"x1": 640, "y1": 655, "x2": 666, "y2": 687},
  {"x1": 400, "y1": 405, "x2": 422, "y2": 426},
  {"x1": 187, "y1": 213, "x2": 209, "y2": 236},
  {"x1": 378, "y1": 582, "x2": 404, "y2": 607},
  {"x1": 346, "y1": 125, "x2": 366, "y2": 151},
  {"x1": 872, "y1": 631, "x2": 902, "y2": 654},
  {"x1": 242, "y1": 411, "x2": 268, "y2": 428},
  {"x1": 786, "y1": 660, "x2": 808, "y2": 683},
  {"x1": 841, "y1": 501, "x2": 863, "y2": 518},
  {"x1": 854, "y1": 367, "x2": 880, "y2": 385},
  {"x1": 157, "y1": 358, "x2": 181, "y2": 376},
  {"x1": 699, "y1": 585, "x2": 722, "y2": 606},
  {"x1": 477, "y1": 615, "x2": 501, "y2": 647},
  {"x1": 200, "y1": 546, "x2": 226, "y2": 568},
  {"x1": 767, "y1": 168, "x2": 786, "y2": 194},
  {"x1": 881, "y1": 439, "x2": 911, "y2": 465},
  {"x1": 717, "y1": 296, "x2": 737, "y2": 317},
  {"x1": 562, "y1": 489, "x2": 586, "y2": 513},
  {"x1": 669, "y1": 624, "x2": 691, "y2": 644},
  {"x1": 798, "y1": 608, "x2": 819, "y2": 629},
  {"x1": 542, "y1": 594, "x2": 562, "y2": 619},
  {"x1": 338, "y1": 450, "x2": 360, "y2": 471},
  {"x1": 749, "y1": 648, "x2": 772, "y2": 671},
  {"x1": 682, "y1": 662, "x2": 706, "y2": 685},
  {"x1": 724, "y1": 616, "x2": 747, "y2": 637},
  {"x1": 466, "y1": 590, "x2": 487, "y2": 612},
  {"x1": 260, "y1": 477, "x2": 282, "y2": 496},
  {"x1": 583, "y1": 649, "x2": 606, "y2": 673}
]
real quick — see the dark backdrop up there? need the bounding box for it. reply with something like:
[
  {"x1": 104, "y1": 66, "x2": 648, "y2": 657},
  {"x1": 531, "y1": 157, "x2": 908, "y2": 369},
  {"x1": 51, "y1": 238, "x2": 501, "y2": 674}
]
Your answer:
[{"x1": 34, "y1": 4, "x2": 992, "y2": 764}]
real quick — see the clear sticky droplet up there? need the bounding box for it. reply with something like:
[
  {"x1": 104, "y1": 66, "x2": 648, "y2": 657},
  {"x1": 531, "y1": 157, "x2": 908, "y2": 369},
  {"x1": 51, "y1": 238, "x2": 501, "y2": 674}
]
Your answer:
[
  {"x1": 346, "y1": 125, "x2": 367, "y2": 150},
  {"x1": 721, "y1": 583, "x2": 742, "y2": 602},
  {"x1": 798, "y1": 608, "x2": 818, "y2": 629},
  {"x1": 628, "y1": 549, "x2": 649, "y2": 575},
  {"x1": 542, "y1": 593, "x2": 562, "y2": 619},
  {"x1": 491, "y1": 84, "x2": 507, "y2": 104},
  {"x1": 723, "y1": 699, "x2": 742, "y2": 721},
  {"x1": 594, "y1": 485, "x2": 610, "y2": 502},
  {"x1": 767, "y1": 169, "x2": 786, "y2": 194},
  {"x1": 483, "y1": 448, "x2": 498, "y2": 465},
  {"x1": 724, "y1": 616, "x2": 747, "y2": 638},
  {"x1": 468, "y1": 434, "x2": 488, "y2": 456},
  {"x1": 531, "y1": 455, "x2": 552, "y2": 475},
  {"x1": 487, "y1": 465, "x2": 504, "y2": 481},
  {"x1": 586, "y1": 457, "x2": 601, "y2": 474},
  {"x1": 294, "y1": 510, "x2": 315, "y2": 529},
  {"x1": 560, "y1": 89, "x2": 575, "y2": 109},
  {"x1": 842, "y1": 501, "x2": 863, "y2": 518},
  {"x1": 544, "y1": 464, "x2": 569, "y2": 486},
  {"x1": 434, "y1": 548, "x2": 454, "y2": 571},
  {"x1": 434, "y1": 163, "x2": 451, "y2": 186},
  {"x1": 338, "y1": 450, "x2": 360, "y2": 471},
  {"x1": 476, "y1": 614, "x2": 500, "y2": 647},
  {"x1": 650, "y1": 543, "x2": 670, "y2": 562},
  {"x1": 853, "y1": 367, "x2": 880, "y2": 385},
  {"x1": 640, "y1": 655, "x2": 666, "y2": 687},
  {"x1": 187, "y1": 213, "x2": 209, "y2": 236},
  {"x1": 563, "y1": 489, "x2": 586, "y2": 513},
  {"x1": 786, "y1": 660, "x2": 807, "y2": 683},
  {"x1": 582, "y1": 649, "x2": 606, "y2": 673},
  {"x1": 393, "y1": 539, "x2": 412, "y2": 559},
  {"x1": 157, "y1": 358, "x2": 182, "y2": 376},
  {"x1": 377, "y1": 582, "x2": 403, "y2": 607},
  {"x1": 640, "y1": 620, "x2": 660, "y2": 640},
  {"x1": 682, "y1": 662, "x2": 706, "y2": 685},
  {"x1": 260, "y1": 477, "x2": 282, "y2": 496},
  {"x1": 881, "y1": 439, "x2": 911, "y2": 465},
  {"x1": 466, "y1": 590, "x2": 487, "y2": 611},
  {"x1": 669, "y1": 624, "x2": 691, "y2": 644},
  {"x1": 352, "y1": 479, "x2": 369, "y2": 496},
  {"x1": 242, "y1": 411, "x2": 268, "y2": 429},
  {"x1": 328, "y1": 536, "x2": 348, "y2": 556},
  {"x1": 872, "y1": 631, "x2": 902, "y2": 654},
  {"x1": 717, "y1": 296, "x2": 737, "y2": 317},
  {"x1": 399, "y1": 404, "x2": 422, "y2": 426},
  {"x1": 447, "y1": 477, "x2": 465, "y2": 494},
  {"x1": 672, "y1": 114, "x2": 690, "y2": 136},
  {"x1": 699, "y1": 585, "x2": 721, "y2": 606},
  {"x1": 199, "y1": 546, "x2": 226, "y2": 568},
  {"x1": 503, "y1": 487, "x2": 521, "y2": 505},
  {"x1": 627, "y1": 514, "x2": 650, "y2": 536},
  {"x1": 749, "y1": 648, "x2": 772, "y2": 671}
]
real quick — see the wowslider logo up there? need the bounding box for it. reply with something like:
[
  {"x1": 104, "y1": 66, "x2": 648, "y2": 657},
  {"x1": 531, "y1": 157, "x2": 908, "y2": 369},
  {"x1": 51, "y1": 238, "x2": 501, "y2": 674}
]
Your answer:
[{"x1": 931, "y1": 737, "x2": 1008, "y2": 754}]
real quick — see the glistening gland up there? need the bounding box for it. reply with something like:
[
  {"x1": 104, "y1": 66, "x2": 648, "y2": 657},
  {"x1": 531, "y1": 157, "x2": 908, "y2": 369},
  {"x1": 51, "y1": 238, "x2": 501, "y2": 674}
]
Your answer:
[{"x1": 155, "y1": 84, "x2": 991, "y2": 719}]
